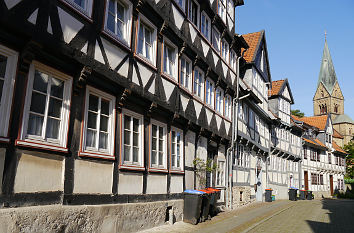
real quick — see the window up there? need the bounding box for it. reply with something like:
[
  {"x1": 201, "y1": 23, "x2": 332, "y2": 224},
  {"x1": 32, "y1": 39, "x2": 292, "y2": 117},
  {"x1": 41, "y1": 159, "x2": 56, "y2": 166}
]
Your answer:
[
  {"x1": 328, "y1": 153, "x2": 331, "y2": 164},
  {"x1": 218, "y1": 0, "x2": 226, "y2": 22},
  {"x1": 230, "y1": 51, "x2": 236, "y2": 71},
  {"x1": 320, "y1": 174, "x2": 324, "y2": 185},
  {"x1": 227, "y1": 0, "x2": 234, "y2": 22},
  {"x1": 205, "y1": 78, "x2": 215, "y2": 107},
  {"x1": 104, "y1": 0, "x2": 132, "y2": 46},
  {"x1": 201, "y1": 12, "x2": 211, "y2": 41},
  {"x1": 243, "y1": 103, "x2": 248, "y2": 124},
  {"x1": 216, "y1": 160, "x2": 225, "y2": 186},
  {"x1": 215, "y1": 88, "x2": 224, "y2": 114},
  {"x1": 180, "y1": 56, "x2": 192, "y2": 91},
  {"x1": 193, "y1": 67, "x2": 204, "y2": 99},
  {"x1": 163, "y1": 39, "x2": 177, "y2": 79},
  {"x1": 81, "y1": 87, "x2": 115, "y2": 158},
  {"x1": 0, "y1": 45, "x2": 18, "y2": 140},
  {"x1": 224, "y1": 95, "x2": 232, "y2": 119},
  {"x1": 171, "y1": 127, "x2": 183, "y2": 171},
  {"x1": 64, "y1": 0, "x2": 93, "y2": 17},
  {"x1": 174, "y1": 0, "x2": 185, "y2": 11},
  {"x1": 122, "y1": 109, "x2": 144, "y2": 167},
  {"x1": 221, "y1": 39, "x2": 229, "y2": 63},
  {"x1": 188, "y1": 0, "x2": 199, "y2": 27},
  {"x1": 150, "y1": 120, "x2": 167, "y2": 170},
  {"x1": 137, "y1": 15, "x2": 157, "y2": 65},
  {"x1": 236, "y1": 144, "x2": 243, "y2": 166},
  {"x1": 212, "y1": 27, "x2": 220, "y2": 52},
  {"x1": 18, "y1": 62, "x2": 72, "y2": 151},
  {"x1": 249, "y1": 109, "x2": 255, "y2": 129}
]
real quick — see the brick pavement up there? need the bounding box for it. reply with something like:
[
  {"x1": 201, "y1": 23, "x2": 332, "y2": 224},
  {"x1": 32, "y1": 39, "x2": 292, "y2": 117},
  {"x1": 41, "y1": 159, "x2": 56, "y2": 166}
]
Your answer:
[{"x1": 138, "y1": 199, "x2": 354, "y2": 233}]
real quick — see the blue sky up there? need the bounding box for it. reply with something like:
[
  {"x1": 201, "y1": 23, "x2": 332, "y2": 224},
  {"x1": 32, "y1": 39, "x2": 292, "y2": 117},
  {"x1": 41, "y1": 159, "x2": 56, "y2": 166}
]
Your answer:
[{"x1": 236, "y1": 0, "x2": 354, "y2": 118}]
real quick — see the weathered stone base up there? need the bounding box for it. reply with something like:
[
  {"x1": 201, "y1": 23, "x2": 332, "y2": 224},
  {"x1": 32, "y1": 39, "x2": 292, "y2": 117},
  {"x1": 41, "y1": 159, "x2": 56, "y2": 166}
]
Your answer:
[
  {"x1": 312, "y1": 191, "x2": 331, "y2": 199},
  {"x1": 0, "y1": 200, "x2": 183, "y2": 233},
  {"x1": 232, "y1": 186, "x2": 254, "y2": 208}
]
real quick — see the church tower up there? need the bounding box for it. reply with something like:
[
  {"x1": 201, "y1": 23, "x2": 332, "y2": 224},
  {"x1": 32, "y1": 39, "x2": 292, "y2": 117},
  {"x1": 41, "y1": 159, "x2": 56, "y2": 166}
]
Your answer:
[{"x1": 313, "y1": 38, "x2": 344, "y2": 120}]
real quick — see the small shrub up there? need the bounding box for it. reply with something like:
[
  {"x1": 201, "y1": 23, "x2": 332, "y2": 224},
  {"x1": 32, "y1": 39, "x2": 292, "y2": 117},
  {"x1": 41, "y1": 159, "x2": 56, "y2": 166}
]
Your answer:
[{"x1": 344, "y1": 178, "x2": 354, "y2": 184}]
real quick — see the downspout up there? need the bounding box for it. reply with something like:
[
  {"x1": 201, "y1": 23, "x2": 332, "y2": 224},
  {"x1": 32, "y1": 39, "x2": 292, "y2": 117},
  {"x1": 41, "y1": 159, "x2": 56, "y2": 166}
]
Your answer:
[{"x1": 226, "y1": 48, "x2": 248, "y2": 209}]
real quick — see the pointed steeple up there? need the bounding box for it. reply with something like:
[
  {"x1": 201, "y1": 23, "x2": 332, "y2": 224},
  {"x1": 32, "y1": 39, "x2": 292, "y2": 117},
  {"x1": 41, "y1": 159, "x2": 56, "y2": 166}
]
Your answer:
[{"x1": 317, "y1": 38, "x2": 338, "y2": 95}]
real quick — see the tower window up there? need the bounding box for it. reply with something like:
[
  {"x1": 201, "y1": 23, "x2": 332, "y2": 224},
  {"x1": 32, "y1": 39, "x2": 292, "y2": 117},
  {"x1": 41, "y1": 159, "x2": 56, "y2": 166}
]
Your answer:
[{"x1": 334, "y1": 104, "x2": 338, "y2": 113}]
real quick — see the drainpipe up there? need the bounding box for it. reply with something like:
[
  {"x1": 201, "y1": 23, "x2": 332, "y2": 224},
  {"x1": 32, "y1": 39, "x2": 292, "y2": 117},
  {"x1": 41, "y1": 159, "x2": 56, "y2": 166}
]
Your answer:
[{"x1": 226, "y1": 48, "x2": 248, "y2": 209}]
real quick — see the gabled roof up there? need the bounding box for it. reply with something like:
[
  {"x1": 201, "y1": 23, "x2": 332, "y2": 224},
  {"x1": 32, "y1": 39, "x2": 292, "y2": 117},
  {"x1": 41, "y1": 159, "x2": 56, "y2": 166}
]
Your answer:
[
  {"x1": 333, "y1": 129, "x2": 344, "y2": 139},
  {"x1": 241, "y1": 31, "x2": 263, "y2": 63},
  {"x1": 269, "y1": 80, "x2": 285, "y2": 96},
  {"x1": 303, "y1": 138, "x2": 327, "y2": 149},
  {"x1": 299, "y1": 115, "x2": 328, "y2": 131},
  {"x1": 317, "y1": 40, "x2": 338, "y2": 95},
  {"x1": 333, "y1": 141, "x2": 347, "y2": 154},
  {"x1": 268, "y1": 79, "x2": 294, "y2": 104}
]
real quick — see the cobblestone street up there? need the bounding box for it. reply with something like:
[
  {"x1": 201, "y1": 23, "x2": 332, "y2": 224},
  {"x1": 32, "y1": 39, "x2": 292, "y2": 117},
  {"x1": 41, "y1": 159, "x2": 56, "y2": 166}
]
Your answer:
[{"x1": 139, "y1": 199, "x2": 354, "y2": 233}]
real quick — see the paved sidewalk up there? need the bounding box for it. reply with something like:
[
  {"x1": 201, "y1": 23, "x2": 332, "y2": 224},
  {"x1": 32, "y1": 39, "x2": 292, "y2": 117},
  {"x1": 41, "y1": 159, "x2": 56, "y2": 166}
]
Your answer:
[
  {"x1": 138, "y1": 199, "x2": 354, "y2": 233},
  {"x1": 138, "y1": 200, "x2": 294, "y2": 233}
]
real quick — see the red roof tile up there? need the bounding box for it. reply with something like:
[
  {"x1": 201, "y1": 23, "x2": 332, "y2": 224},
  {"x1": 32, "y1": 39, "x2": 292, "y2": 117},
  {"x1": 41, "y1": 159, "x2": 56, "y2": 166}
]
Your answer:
[
  {"x1": 300, "y1": 115, "x2": 328, "y2": 130},
  {"x1": 333, "y1": 129, "x2": 344, "y2": 139},
  {"x1": 269, "y1": 80, "x2": 285, "y2": 97},
  {"x1": 241, "y1": 31, "x2": 262, "y2": 63},
  {"x1": 333, "y1": 141, "x2": 347, "y2": 154}
]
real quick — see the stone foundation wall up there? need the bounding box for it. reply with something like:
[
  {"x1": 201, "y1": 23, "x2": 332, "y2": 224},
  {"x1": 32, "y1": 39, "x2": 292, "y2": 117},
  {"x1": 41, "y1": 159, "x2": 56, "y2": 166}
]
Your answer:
[
  {"x1": 313, "y1": 191, "x2": 331, "y2": 199},
  {"x1": 232, "y1": 186, "x2": 254, "y2": 208},
  {"x1": 0, "y1": 200, "x2": 183, "y2": 233}
]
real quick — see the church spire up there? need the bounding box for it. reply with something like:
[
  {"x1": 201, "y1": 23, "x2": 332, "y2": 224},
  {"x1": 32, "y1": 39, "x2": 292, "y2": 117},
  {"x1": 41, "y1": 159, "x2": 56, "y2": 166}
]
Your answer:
[{"x1": 317, "y1": 37, "x2": 338, "y2": 95}]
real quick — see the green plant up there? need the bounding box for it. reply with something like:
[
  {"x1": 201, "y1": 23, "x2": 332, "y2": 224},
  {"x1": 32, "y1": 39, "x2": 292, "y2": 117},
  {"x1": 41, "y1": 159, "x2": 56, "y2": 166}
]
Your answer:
[
  {"x1": 344, "y1": 142, "x2": 354, "y2": 179},
  {"x1": 344, "y1": 178, "x2": 354, "y2": 184},
  {"x1": 193, "y1": 157, "x2": 218, "y2": 188}
]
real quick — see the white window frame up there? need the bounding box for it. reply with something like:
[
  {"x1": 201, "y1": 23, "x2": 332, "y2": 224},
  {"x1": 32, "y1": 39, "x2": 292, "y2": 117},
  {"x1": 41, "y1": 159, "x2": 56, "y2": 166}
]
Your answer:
[
  {"x1": 80, "y1": 86, "x2": 116, "y2": 159},
  {"x1": 0, "y1": 45, "x2": 18, "y2": 141},
  {"x1": 200, "y1": 12, "x2": 211, "y2": 41},
  {"x1": 170, "y1": 126, "x2": 184, "y2": 172},
  {"x1": 121, "y1": 108, "x2": 144, "y2": 168},
  {"x1": 104, "y1": 0, "x2": 133, "y2": 47},
  {"x1": 150, "y1": 119, "x2": 167, "y2": 170},
  {"x1": 136, "y1": 14, "x2": 157, "y2": 66},
  {"x1": 163, "y1": 38, "x2": 178, "y2": 80},
  {"x1": 215, "y1": 87, "x2": 224, "y2": 114},
  {"x1": 230, "y1": 50, "x2": 236, "y2": 71},
  {"x1": 218, "y1": 0, "x2": 226, "y2": 23},
  {"x1": 221, "y1": 39, "x2": 229, "y2": 63},
  {"x1": 64, "y1": 0, "x2": 93, "y2": 18},
  {"x1": 205, "y1": 78, "x2": 215, "y2": 108},
  {"x1": 188, "y1": 0, "x2": 200, "y2": 28},
  {"x1": 212, "y1": 27, "x2": 221, "y2": 52},
  {"x1": 227, "y1": 0, "x2": 234, "y2": 22},
  {"x1": 18, "y1": 61, "x2": 72, "y2": 151},
  {"x1": 193, "y1": 67, "x2": 204, "y2": 100},
  {"x1": 179, "y1": 55, "x2": 192, "y2": 91},
  {"x1": 216, "y1": 159, "x2": 226, "y2": 187}
]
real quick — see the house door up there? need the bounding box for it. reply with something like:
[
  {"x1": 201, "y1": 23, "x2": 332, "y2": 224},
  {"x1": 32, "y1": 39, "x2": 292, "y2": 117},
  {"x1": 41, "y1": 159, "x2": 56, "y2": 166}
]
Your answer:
[
  {"x1": 330, "y1": 175, "x2": 334, "y2": 195},
  {"x1": 256, "y1": 158, "x2": 263, "y2": 202},
  {"x1": 304, "y1": 171, "x2": 309, "y2": 190}
]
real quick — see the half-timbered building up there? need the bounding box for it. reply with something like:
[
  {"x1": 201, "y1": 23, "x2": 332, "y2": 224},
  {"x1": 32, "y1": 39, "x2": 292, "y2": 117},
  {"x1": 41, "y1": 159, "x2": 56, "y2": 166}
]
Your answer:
[
  {"x1": 231, "y1": 30, "x2": 273, "y2": 206},
  {"x1": 268, "y1": 79, "x2": 302, "y2": 199},
  {"x1": 0, "y1": 0, "x2": 248, "y2": 231},
  {"x1": 292, "y1": 114, "x2": 347, "y2": 198}
]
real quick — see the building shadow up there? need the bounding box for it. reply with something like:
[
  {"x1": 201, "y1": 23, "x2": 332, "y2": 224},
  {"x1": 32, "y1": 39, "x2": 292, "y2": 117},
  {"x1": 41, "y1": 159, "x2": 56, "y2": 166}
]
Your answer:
[{"x1": 306, "y1": 198, "x2": 354, "y2": 233}]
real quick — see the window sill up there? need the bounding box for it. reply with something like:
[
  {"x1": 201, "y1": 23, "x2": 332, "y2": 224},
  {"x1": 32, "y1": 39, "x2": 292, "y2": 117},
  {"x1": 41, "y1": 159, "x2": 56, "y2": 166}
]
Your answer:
[
  {"x1": 161, "y1": 73, "x2": 178, "y2": 86},
  {"x1": 179, "y1": 85, "x2": 193, "y2": 97},
  {"x1": 170, "y1": 169, "x2": 184, "y2": 174},
  {"x1": 192, "y1": 95, "x2": 204, "y2": 105},
  {"x1": 134, "y1": 54, "x2": 157, "y2": 71},
  {"x1": 79, "y1": 151, "x2": 115, "y2": 160},
  {"x1": 171, "y1": 1, "x2": 186, "y2": 17},
  {"x1": 15, "y1": 139, "x2": 68, "y2": 153},
  {"x1": 148, "y1": 167, "x2": 168, "y2": 173},
  {"x1": 119, "y1": 164, "x2": 145, "y2": 171},
  {"x1": 60, "y1": 0, "x2": 93, "y2": 23},
  {"x1": 0, "y1": 137, "x2": 10, "y2": 143},
  {"x1": 101, "y1": 30, "x2": 131, "y2": 53}
]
